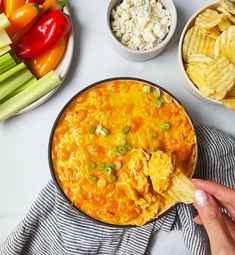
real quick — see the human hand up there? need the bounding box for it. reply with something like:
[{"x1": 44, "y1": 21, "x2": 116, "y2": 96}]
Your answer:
[{"x1": 192, "y1": 179, "x2": 235, "y2": 255}]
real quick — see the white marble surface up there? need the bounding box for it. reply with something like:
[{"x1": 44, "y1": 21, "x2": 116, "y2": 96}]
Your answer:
[{"x1": 0, "y1": 0, "x2": 234, "y2": 254}]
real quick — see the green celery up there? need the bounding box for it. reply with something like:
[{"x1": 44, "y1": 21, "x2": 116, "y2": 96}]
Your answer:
[
  {"x1": 0, "y1": 69, "x2": 33, "y2": 100},
  {"x1": 0, "y1": 71, "x2": 60, "y2": 121},
  {"x1": 0, "y1": 14, "x2": 10, "y2": 30},
  {"x1": 0, "y1": 53, "x2": 14, "y2": 66},
  {"x1": 0, "y1": 77, "x2": 37, "y2": 104},
  {"x1": 0, "y1": 30, "x2": 12, "y2": 48},
  {"x1": 0, "y1": 63, "x2": 25, "y2": 83},
  {"x1": 0, "y1": 45, "x2": 11, "y2": 57},
  {"x1": 0, "y1": 53, "x2": 16, "y2": 75},
  {"x1": 0, "y1": 60, "x2": 16, "y2": 75},
  {"x1": 10, "y1": 77, "x2": 37, "y2": 95}
]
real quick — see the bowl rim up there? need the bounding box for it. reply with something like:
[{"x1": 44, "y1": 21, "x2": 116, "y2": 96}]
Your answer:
[
  {"x1": 48, "y1": 77, "x2": 198, "y2": 228},
  {"x1": 178, "y1": 1, "x2": 222, "y2": 105},
  {"x1": 106, "y1": 0, "x2": 177, "y2": 54}
]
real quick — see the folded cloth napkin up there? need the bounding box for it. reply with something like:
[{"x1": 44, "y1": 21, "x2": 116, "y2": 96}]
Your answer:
[{"x1": 1, "y1": 122, "x2": 235, "y2": 255}]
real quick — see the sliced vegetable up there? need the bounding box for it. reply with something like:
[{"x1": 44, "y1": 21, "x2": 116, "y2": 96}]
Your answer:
[
  {"x1": 88, "y1": 161, "x2": 97, "y2": 169},
  {"x1": 153, "y1": 88, "x2": 161, "y2": 98},
  {"x1": 100, "y1": 127, "x2": 110, "y2": 136},
  {"x1": 0, "y1": 30, "x2": 12, "y2": 48},
  {"x1": 0, "y1": 71, "x2": 60, "y2": 121},
  {"x1": 115, "y1": 143, "x2": 132, "y2": 155},
  {"x1": 103, "y1": 167, "x2": 112, "y2": 175},
  {"x1": 0, "y1": 77, "x2": 37, "y2": 104},
  {"x1": 161, "y1": 122, "x2": 171, "y2": 131},
  {"x1": 0, "y1": 53, "x2": 16, "y2": 75},
  {"x1": 0, "y1": 45, "x2": 11, "y2": 56},
  {"x1": 102, "y1": 163, "x2": 115, "y2": 175},
  {"x1": 0, "y1": 68, "x2": 33, "y2": 101},
  {"x1": 122, "y1": 126, "x2": 130, "y2": 134},
  {"x1": 4, "y1": 0, "x2": 25, "y2": 18},
  {"x1": 97, "y1": 178, "x2": 107, "y2": 187},
  {"x1": 0, "y1": 13, "x2": 11, "y2": 30},
  {"x1": 0, "y1": 63, "x2": 25, "y2": 83},
  {"x1": 88, "y1": 175, "x2": 97, "y2": 183},
  {"x1": 154, "y1": 98, "x2": 164, "y2": 108},
  {"x1": 143, "y1": 85, "x2": 151, "y2": 93},
  {"x1": 163, "y1": 93, "x2": 172, "y2": 103},
  {"x1": 8, "y1": 3, "x2": 42, "y2": 34},
  {"x1": 95, "y1": 124, "x2": 103, "y2": 134},
  {"x1": 107, "y1": 174, "x2": 116, "y2": 183},
  {"x1": 16, "y1": 10, "x2": 71, "y2": 59},
  {"x1": 30, "y1": 36, "x2": 67, "y2": 78},
  {"x1": 113, "y1": 160, "x2": 122, "y2": 170}
]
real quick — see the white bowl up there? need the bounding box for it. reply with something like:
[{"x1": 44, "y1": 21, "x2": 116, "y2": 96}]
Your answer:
[
  {"x1": 17, "y1": 5, "x2": 75, "y2": 115},
  {"x1": 178, "y1": 2, "x2": 221, "y2": 105},
  {"x1": 106, "y1": 0, "x2": 177, "y2": 61}
]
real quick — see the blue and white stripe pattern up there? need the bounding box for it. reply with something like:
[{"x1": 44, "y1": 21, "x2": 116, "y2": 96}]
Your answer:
[{"x1": 1, "y1": 122, "x2": 235, "y2": 255}]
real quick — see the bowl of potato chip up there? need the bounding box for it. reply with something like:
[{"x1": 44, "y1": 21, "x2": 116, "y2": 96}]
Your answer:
[{"x1": 178, "y1": 0, "x2": 235, "y2": 111}]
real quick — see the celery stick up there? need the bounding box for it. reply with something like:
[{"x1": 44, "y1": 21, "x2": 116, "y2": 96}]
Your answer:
[
  {"x1": 0, "y1": 53, "x2": 13, "y2": 66},
  {"x1": 0, "y1": 63, "x2": 25, "y2": 83},
  {"x1": 0, "y1": 69, "x2": 33, "y2": 100},
  {"x1": 11, "y1": 77, "x2": 37, "y2": 95},
  {"x1": 0, "y1": 45, "x2": 11, "y2": 57},
  {"x1": 0, "y1": 53, "x2": 16, "y2": 74},
  {"x1": 0, "y1": 77, "x2": 37, "y2": 103},
  {"x1": 0, "y1": 14, "x2": 10, "y2": 30},
  {"x1": 0, "y1": 71, "x2": 60, "y2": 121},
  {"x1": 0, "y1": 60, "x2": 16, "y2": 75},
  {"x1": 0, "y1": 30, "x2": 12, "y2": 48}
]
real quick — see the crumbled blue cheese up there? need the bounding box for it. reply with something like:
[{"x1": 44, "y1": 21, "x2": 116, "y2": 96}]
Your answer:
[{"x1": 111, "y1": 0, "x2": 172, "y2": 50}]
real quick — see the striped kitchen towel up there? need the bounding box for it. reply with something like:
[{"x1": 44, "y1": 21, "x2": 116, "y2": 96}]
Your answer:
[{"x1": 1, "y1": 122, "x2": 235, "y2": 255}]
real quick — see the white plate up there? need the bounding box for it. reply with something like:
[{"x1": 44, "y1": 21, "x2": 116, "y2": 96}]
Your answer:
[{"x1": 17, "y1": 6, "x2": 75, "y2": 115}]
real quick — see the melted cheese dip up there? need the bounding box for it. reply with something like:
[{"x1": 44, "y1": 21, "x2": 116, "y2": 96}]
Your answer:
[{"x1": 52, "y1": 80, "x2": 196, "y2": 226}]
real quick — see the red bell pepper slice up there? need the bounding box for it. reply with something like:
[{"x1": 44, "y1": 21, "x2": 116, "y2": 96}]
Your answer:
[{"x1": 16, "y1": 10, "x2": 71, "y2": 59}]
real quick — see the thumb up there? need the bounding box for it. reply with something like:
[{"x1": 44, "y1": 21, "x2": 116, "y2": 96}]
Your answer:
[{"x1": 194, "y1": 189, "x2": 234, "y2": 253}]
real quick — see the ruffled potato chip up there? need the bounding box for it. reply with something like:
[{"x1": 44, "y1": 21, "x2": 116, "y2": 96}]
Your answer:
[
  {"x1": 167, "y1": 172, "x2": 195, "y2": 204},
  {"x1": 183, "y1": 2, "x2": 235, "y2": 106},
  {"x1": 206, "y1": 57, "x2": 235, "y2": 100},
  {"x1": 224, "y1": 40, "x2": 235, "y2": 64},
  {"x1": 183, "y1": 26, "x2": 215, "y2": 62},
  {"x1": 148, "y1": 151, "x2": 195, "y2": 204},
  {"x1": 221, "y1": 98, "x2": 235, "y2": 110},
  {"x1": 186, "y1": 56, "x2": 235, "y2": 99},
  {"x1": 214, "y1": 25, "x2": 235, "y2": 63},
  {"x1": 200, "y1": 26, "x2": 221, "y2": 39},
  {"x1": 186, "y1": 62, "x2": 215, "y2": 96},
  {"x1": 217, "y1": 6, "x2": 235, "y2": 23},
  {"x1": 195, "y1": 9, "x2": 224, "y2": 29},
  {"x1": 218, "y1": 16, "x2": 233, "y2": 31},
  {"x1": 220, "y1": 0, "x2": 235, "y2": 15},
  {"x1": 188, "y1": 54, "x2": 213, "y2": 63}
]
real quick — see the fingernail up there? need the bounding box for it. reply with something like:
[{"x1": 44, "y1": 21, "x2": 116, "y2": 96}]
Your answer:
[{"x1": 195, "y1": 189, "x2": 209, "y2": 207}]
